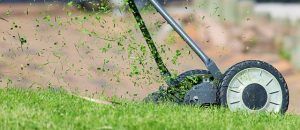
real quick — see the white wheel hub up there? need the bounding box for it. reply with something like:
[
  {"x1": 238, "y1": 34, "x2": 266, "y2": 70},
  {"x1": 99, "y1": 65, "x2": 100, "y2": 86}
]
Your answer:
[{"x1": 226, "y1": 68, "x2": 283, "y2": 112}]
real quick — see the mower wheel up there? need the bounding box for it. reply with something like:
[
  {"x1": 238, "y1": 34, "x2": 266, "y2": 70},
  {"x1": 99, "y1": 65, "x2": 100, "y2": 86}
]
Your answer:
[
  {"x1": 219, "y1": 60, "x2": 289, "y2": 114},
  {"x1": 144, "y1": 70, "x2": 213, "y2": 103},
  {"x1": 166, "y1": 69, "x2": 214, "y2": 103}
]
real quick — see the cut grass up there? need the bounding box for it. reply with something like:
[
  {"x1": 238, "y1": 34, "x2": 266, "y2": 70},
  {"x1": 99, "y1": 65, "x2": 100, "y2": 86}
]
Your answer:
[{"x1": 0, "y1": 88, "x2": 299, "y2": 130}]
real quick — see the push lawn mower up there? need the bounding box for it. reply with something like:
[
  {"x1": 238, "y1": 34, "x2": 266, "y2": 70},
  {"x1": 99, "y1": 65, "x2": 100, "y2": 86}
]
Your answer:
[{"x1": 127, "y1": 0, "x2": 289, "y2": 113}]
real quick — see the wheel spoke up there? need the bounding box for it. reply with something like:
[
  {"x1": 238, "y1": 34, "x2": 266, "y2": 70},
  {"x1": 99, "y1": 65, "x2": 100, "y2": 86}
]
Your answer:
[
  {"x1": 270, "y1": 102, "x2": 280, "y2": 105},
  {"x1": 260, "y1": 70, "x2": 263, "y2": 76},
  {"x1": 229, "y1": 89, "x2": 240, "y2": 93},
  {"x1": 269, "y1": 91, "x2": 280, "y2": 94},
  {"x1": 230, "y1": 101, "x2": 240, "y2": 104},
  {"x1": 237, "y1": 78, "x2": 245, "y2": 86},
  {"x1": 266, "y1": 79, "x2": 273, "y2": 86}
]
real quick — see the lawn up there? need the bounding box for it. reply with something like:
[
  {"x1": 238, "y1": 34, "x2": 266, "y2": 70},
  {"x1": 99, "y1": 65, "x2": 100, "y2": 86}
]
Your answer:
[{"x1": 0, "y1": 88, "x2": 299, "y2": 130}]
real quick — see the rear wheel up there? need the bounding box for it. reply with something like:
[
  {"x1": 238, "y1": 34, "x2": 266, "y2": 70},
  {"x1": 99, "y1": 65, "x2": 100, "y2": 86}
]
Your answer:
[
  {"x1": 219, "y1": 60, "x2": 289, "y2": 113},
  {"x1": 144, "y1": 69, "x2": 213, "y2": 103}
]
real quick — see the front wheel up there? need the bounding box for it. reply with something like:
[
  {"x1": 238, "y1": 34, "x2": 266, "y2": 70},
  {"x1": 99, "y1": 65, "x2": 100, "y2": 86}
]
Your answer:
[{"x1": 219, "y1": 60, "x2": 289, "y2": 114}]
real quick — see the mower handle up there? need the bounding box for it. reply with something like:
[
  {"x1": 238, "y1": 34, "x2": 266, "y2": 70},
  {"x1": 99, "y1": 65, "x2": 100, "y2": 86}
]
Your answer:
[{"x1": 148, "y1": 0, "x2": 222, "y2": 80}]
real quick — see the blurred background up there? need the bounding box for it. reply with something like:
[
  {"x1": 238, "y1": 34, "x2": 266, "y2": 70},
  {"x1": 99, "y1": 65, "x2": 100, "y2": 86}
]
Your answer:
[{"x1": 0, "y1": 0, "x2": 299, "y2": 113}]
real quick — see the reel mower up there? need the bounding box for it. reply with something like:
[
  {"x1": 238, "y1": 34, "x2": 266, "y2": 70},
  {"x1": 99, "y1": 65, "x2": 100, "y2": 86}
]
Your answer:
[{"x1": 127, "y1": 0, "x2": 289, "y2": 113}]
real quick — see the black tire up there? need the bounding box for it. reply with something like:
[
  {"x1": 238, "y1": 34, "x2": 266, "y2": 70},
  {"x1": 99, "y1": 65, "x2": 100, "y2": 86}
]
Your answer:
[
  {"x1": 144, "y1": 70, "x2": 213, "y2": 103},
  {"x1": 219, "y1": 60, "x2": 289, "y2": 114},
  {"x1": 170, "y1": 70, "x2": 213, "y2": 102}
]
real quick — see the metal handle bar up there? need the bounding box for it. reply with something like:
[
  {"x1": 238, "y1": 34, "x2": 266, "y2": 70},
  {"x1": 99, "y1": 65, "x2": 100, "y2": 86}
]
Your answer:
[{"x1": 148, "y1": 0, "x2": 223, "y2": 79}]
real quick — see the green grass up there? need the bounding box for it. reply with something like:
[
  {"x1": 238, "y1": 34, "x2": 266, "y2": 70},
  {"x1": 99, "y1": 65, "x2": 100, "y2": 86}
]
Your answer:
[{"x1": 0, "y1": 88, "x2": 299, "y2": 130}]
